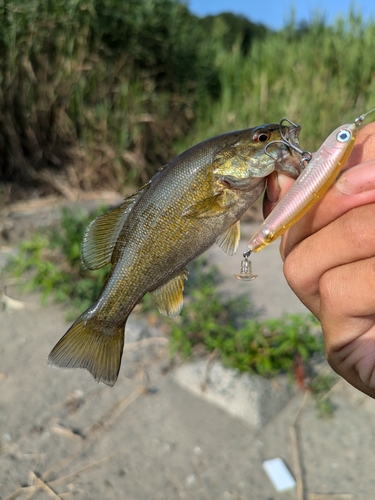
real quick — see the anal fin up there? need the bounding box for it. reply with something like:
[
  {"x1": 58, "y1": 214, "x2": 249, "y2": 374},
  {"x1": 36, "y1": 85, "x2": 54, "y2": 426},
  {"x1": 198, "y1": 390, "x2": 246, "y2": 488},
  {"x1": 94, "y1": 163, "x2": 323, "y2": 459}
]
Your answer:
[{"x1": 150, "y1": 270, "x2": 189, "y2": 317}]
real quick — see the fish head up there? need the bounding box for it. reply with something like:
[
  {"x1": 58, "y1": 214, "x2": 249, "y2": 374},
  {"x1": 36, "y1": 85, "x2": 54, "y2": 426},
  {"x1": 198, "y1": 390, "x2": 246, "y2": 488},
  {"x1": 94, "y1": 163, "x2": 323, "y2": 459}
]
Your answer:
[{"x1": 213, "y1": 123, "x2": 303, "y2": 190}]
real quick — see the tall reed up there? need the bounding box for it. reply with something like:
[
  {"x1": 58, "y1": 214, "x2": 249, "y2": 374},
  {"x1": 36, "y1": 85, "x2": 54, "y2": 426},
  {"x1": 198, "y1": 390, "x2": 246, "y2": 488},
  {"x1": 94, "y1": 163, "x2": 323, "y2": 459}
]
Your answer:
[
  {"x1": 184, "y1": 11, "x2": 375, "y2": 153},
  {"x1": 1, "y1": 2, "x2": 375, "y2": 196},
  {"x1": 0, "y1": 0, "x2": 218, "y2": 195}
]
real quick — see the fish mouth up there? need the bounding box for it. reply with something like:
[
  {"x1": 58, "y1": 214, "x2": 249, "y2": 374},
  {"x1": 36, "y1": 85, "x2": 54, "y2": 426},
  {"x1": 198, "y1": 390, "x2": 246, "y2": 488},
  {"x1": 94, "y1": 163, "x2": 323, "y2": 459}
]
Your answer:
[
  {"x1": 273, "y1": 124, "x2": 304, "y2": 179},
  {"x1": 285, "y1": 123, "x2": 301, "y2": 147}
]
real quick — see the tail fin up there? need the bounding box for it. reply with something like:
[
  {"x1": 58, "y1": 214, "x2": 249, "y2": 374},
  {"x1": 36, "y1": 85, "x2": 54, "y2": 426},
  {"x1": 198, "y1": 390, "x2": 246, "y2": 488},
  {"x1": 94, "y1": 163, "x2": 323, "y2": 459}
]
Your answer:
[{"x1": 48, "y1": 315, "x2": 125, "y2": 387}]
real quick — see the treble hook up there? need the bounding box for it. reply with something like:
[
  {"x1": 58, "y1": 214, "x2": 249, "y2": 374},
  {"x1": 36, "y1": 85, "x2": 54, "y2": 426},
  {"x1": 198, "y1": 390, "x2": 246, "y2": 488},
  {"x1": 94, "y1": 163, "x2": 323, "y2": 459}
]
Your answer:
[
  {"x1": 264, "y1": 139, "x2": 291, "y2": 160},
  {"x1": 264, "y1": 118, "x2": 312, "y2": 166},
  {"x1": 279, "y1": 118, "x2": 312, "y2": 163}
]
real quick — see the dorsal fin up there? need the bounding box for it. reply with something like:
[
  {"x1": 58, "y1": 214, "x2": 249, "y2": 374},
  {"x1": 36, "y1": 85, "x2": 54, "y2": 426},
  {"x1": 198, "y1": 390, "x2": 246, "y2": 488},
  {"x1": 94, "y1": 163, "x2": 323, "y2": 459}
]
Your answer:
[{"x1": 81, "y1": 186, "x2": 148, "y2": 270}]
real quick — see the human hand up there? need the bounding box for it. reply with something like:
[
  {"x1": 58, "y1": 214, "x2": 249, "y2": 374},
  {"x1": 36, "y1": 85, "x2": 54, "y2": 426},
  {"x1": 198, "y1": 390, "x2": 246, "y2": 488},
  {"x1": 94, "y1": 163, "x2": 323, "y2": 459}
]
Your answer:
[{"x1": 264, "y1": 122, "x2": 375, "y2": 398}]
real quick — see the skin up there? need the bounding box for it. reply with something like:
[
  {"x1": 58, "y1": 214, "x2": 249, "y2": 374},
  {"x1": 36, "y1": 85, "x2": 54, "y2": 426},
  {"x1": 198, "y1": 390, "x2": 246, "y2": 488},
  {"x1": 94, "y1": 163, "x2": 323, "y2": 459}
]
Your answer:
[{"x1": 263, "y1": 122, "x2": 375, "y2": 398}]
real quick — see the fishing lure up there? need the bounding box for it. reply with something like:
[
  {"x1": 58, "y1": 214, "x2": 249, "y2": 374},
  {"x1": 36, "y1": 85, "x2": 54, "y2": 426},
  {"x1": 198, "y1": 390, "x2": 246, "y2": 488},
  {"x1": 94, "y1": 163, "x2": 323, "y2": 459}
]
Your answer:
[{"x1": 235, "y1": 107, "x2": 375, "y2": 280}]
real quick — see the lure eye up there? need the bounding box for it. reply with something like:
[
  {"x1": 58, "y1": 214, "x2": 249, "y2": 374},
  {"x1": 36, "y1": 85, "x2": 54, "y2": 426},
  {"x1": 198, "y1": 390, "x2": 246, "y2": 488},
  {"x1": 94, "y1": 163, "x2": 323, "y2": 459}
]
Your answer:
[
  {"x1": 337, "y1": 129, "x2": 352, "y2": 143},
  {"x1": 253, "y1": 130, "x2": 271, "y2": 142}
]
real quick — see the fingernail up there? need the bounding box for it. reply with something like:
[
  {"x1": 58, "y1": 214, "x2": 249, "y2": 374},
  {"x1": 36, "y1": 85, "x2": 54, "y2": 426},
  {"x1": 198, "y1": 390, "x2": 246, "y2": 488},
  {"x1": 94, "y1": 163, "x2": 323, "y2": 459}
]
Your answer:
[
  {"x1": 266, "y1": 171, "x2": 281, "y2": 203},
  {"x1": 336, "y1": 161, "x2": 375, "y2": 195}
]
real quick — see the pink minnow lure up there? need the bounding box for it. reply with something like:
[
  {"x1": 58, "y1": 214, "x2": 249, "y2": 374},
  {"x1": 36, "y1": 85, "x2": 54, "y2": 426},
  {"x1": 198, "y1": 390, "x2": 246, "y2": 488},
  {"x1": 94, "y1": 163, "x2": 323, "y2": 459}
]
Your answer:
[{"x1": 235, "y1": 107, "x2": 375, "y2": 281}]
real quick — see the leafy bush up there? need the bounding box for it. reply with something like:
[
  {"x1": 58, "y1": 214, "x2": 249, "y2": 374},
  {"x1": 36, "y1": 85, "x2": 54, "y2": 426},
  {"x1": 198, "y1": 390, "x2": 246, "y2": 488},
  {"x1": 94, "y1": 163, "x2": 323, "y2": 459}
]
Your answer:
[
  {"x1": 168, "y1": 259, "x2": 323, "y2": 377},
  {"x1": 3, "y1": 2, "x2": 375, "y2": 199}
]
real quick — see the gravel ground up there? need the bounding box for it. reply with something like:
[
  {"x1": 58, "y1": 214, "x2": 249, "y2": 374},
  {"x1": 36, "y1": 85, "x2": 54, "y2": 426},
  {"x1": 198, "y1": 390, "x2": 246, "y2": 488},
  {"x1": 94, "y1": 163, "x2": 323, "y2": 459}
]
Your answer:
[{"x1": 1, "y1": 198, "x2": 374, "y2": 500}]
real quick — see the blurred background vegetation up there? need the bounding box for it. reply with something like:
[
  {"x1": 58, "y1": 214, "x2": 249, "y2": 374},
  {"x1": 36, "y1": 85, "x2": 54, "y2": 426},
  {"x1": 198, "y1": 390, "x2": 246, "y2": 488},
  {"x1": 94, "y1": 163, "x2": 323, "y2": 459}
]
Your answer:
[
  {"x1": 3, "y1": 0, "x2": 357, "y2": 399},
  {"x1": 1, "y1": 0, "x2": 375, "y2": 200}
]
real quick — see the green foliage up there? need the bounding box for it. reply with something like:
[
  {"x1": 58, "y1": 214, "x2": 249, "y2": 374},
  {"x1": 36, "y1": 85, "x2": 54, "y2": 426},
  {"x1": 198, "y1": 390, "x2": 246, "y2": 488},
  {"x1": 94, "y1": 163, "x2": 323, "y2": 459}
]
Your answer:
[
  {"x1": 7, "y1": 234, "x2": 65, "y2": 302},
  {"x1": 7, "y1": 206, "x2": 109, "y2": 313},
  {"x1": 167, "y1": 261, "x2": 330, "y2": 404},
  {"x1": 314, "y1": 398, "x2": 335, "y2": 418},
  {"x1": 310, "y1": 373, "x2": 336, "y2": 417},
  {"x1": 178, "y1": 11, "x2": 375, "y2": 154},
  {"x1": 94, "y1": 0, "x2": 219, "y2": 97},
  {"x1": 196, "y1": 12, "x2": 268, "y2": 55},
  {"x1": 0, "y1": 0, "x2": 221, "y2": 192},
  {"x1": 3, "y1": 2, "x2": 375, "y2": 196},
  {"x1": 168, "y1": 259, "x2": 324, "y2": 378}
]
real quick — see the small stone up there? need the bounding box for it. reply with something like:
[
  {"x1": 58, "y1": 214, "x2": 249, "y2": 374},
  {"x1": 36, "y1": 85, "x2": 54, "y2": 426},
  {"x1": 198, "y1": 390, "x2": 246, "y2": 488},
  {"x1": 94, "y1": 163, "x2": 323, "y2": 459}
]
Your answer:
[
  {"x1": 2, "y1": 433, "x2": 11, "y2": 442},
  {"x1": 193, "y1": 446, "x2": 202, "y2": 456},
  {"x1": 185, "y1": 473, "x2": 197, "y2": 487}
]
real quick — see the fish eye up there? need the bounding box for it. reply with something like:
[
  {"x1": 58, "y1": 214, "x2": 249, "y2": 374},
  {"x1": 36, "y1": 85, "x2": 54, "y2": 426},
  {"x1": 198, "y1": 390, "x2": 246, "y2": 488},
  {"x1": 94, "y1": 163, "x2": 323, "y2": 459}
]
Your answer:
[
  {"x1": 337, "y1": 129, "x2": 352, "y2": 143},
  {"x1": 253, "y1": 130, "x2": 271, "y2": 142}
]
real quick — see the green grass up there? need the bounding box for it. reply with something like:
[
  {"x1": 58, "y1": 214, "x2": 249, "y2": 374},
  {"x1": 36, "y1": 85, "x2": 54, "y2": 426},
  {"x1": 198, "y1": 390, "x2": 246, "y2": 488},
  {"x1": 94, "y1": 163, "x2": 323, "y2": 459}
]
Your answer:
[
  {"x1": 180, "y1": 12, "x2": 375, "y2": 154},
  {"x1": 310, "y1": 374, "x2": 337, "y2": 417},
  {"x1": 167, "y1": 259, "x2": 324, "y2": 378}
]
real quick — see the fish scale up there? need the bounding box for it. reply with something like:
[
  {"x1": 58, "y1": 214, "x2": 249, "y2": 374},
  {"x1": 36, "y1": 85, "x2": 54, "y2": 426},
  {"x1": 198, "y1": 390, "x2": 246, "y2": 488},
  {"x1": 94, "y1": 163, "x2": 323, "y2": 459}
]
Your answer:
[{"x1": 48, "y1": 123, "x2": 303, "y2": 386}]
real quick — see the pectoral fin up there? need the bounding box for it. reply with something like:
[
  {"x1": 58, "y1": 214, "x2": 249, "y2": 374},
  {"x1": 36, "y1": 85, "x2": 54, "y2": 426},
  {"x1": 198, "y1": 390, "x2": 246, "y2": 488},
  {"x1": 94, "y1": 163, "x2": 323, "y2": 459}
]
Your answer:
[
  {"x1": 182, "y1": 194, "x2": 228, "y2": 218},
  {"x1": 81, "y1": 186, "x2": 148, "y2": 270},
  {"x1": 216, "y1": 221, "x2": 240, "y2": 255},
  {"x1": 151, "y1": 270, "x2": 189, "y2": 317}
]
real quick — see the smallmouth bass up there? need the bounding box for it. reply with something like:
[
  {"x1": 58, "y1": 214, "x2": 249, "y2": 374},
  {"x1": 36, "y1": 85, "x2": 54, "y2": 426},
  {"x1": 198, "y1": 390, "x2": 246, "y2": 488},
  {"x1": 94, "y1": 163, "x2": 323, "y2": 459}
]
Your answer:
[{"x1": 48, "y1": 123, "x2": 302, "y2": 386}]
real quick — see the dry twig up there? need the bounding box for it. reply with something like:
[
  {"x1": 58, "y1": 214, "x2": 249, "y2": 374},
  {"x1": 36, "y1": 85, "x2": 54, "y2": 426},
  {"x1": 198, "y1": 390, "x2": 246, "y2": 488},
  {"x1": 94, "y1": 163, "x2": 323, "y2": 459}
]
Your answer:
[
  {"x1": 28, "y1": 471, "x2": 63, "y2": 500},
  {"x1": 47, "y1": 454, "x2": 115, "y2": 487},
  {"x1": 290, "y1": 391, "x2": 309, "y2": 500},
  {"x1": 85, "y1": 387, "x2": 142, "y2": 438},
  {"x1": 3, "y1": 349, "x2": 150, "y2": 499}
]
